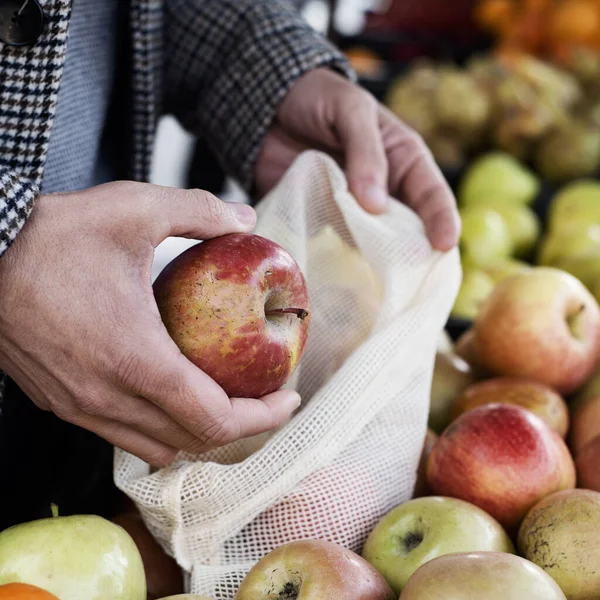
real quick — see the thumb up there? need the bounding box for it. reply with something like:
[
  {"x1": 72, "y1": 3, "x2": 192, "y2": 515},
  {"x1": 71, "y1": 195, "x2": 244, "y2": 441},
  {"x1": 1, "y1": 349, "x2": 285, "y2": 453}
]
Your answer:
[
  {"x1": 336, "y1": 95, "x2": 389, "y2": 214},
  {"x1": 141, "y1": 183, "x2": 256, "y2": 245}
]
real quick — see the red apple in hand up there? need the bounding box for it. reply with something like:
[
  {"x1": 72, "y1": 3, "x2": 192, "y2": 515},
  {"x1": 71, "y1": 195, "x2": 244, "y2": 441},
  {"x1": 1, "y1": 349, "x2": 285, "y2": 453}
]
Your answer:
[
  {"x1": 427, "y1": 404, "x2": 576, "y2": 531},
  {"x1": 235, "y1": 540, "x2": 395, "y2": 600},
  {"x1": 473, "y1": 268, "x2": 600, "y2": 394},
  {"x1": 154, "y1": 233, "x2": 310, "y2": 398}
]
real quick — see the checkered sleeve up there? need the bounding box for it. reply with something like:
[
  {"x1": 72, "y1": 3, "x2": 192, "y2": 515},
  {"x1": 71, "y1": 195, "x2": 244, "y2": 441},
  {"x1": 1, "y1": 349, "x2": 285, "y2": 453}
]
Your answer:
[
  {"x1": 164, "y1": 0, "x2": 354, "y2": 193},
  {"x1": 0, "y1": 172, "x2": 39, "y2": 259}
]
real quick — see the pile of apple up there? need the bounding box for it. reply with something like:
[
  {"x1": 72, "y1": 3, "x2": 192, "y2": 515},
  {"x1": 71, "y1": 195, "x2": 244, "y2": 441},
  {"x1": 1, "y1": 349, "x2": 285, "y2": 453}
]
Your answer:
[{"x1": 451, "y1": 151, "x2": 600, "y2": 321}]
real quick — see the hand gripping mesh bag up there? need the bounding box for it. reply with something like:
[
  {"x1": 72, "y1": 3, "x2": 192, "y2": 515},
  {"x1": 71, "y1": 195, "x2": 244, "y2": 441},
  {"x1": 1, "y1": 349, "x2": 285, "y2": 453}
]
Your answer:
[{"x1": 115, "y1": 151, "x2": 461, "y2": 598}]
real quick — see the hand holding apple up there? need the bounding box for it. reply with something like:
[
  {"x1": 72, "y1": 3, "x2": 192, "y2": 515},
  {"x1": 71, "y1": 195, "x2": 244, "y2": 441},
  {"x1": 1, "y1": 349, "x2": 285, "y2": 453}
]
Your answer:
[
  {"x1": 399, "y1": 552, "x2": 567, "y2": 599},
  {"x1": 154, "y1": 233, "x2": 310, "y2": 398},
  {"x1": 518, "y1": 489, "x2": 600, "y2": 600},
  {"x1": 427, "y1": 404, "x2": 576, "y2": 531},
  {"x1": 235, "y1": 540, "x2": 395, "y2": 600},
  {"x1": 362, "y1": 496, "x2": 514, "y2": 595}
]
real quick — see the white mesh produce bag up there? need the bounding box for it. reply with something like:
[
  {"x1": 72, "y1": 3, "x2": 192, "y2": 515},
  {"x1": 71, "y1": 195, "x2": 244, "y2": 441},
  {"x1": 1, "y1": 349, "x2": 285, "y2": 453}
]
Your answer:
[{"x1": 115, "y1": 150, "x2": 461, "y2": 599}]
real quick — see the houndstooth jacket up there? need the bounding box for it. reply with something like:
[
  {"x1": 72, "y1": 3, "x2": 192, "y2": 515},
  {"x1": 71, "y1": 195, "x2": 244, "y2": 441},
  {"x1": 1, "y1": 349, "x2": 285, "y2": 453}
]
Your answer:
[{"x1": 0, "y1": 0, "x2": 350, "y2": 406}]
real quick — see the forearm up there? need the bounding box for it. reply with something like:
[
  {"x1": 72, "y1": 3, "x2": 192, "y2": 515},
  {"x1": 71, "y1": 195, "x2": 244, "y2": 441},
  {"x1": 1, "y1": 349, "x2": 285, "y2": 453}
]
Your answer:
[{"x1": 163, "y1": 0, "x2": 354, "y2": 193}]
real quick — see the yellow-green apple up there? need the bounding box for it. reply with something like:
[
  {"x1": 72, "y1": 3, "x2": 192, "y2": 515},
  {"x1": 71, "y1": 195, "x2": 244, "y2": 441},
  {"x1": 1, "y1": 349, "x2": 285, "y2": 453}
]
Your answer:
[
  {"x1": 234, "y1": 540, "x2": 395, "y2": 600},
  {"x1": 458, "y1": 151, "x2": 540, "y2": 207},
  {"x1": 518, "y1": 489, "x2": 600, "y2": 600},
  {"x1": 413, "y1": 429, "x2": 439, "y2": 498},
  {"x1": 429, "y1": 352, "x2": 478, "y2": 434},
  {"x1": 595, "y1": 276, "x2": 600, "y2": 305},
  {"x1": 451, "y1": 268, "x2": 496, "y2": 320},
  {"x1": 362, "y1": 496, "x2": 514, "y2": 595},
  {"x1": 0, "y1": 511, "x2": 146, "y2": 599},
  {"x1": 112, "y1": 510, "x2": 183, "y2": 600},
  {"x1": 482, "y1": 258, "x2": 531, "y2": 284},
  {"x1": 575, "y1": 435, "x2": 600, "y2": 492},
  {"x1": 399, "y1": 552, "x2": 567, "y2": 600},
  {"x1": 480, "y1": 201, "x2": 540, "y2": 258},
  {"x1": 458, "y1": 206, "x2": 513, "y2": 267},
  {"x1": 454, "y1": 329, "x2": 490, "y2": 378},
  {"x1": 154, "y1": 233, "x2": 310, "y2": 398},
  {"x1": 548, "y1": 179, "x2": 600, "y2": 234},
  {"x1": 450, "y1": 378, "x2": 569, "y2": 437},
  {"x1": 553, "y1": 255, "x2": 600, "y2": 292},
  {"x1": 472, "y1": 268, "x2": 600, "y2": 394},
  {"x1": 427, "y1": 404, "x2": 576, "y2": 531},
  {"x1": 537, "y1": 224, "x2": 600, "y2": 266},
  {"x1": 569, "y1": 394, "x2": 600, "y2": 456}
]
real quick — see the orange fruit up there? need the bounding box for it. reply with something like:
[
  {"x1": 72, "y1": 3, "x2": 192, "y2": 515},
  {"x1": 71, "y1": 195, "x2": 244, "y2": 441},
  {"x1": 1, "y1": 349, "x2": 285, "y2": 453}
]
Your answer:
[
  {"x1": 549, "y1": 0, "x2": 600, "y2": 43},
  {"x1": 475, "y1": 0, "x2": 517, "y2": 32},
  {"x1": 0, "y1": 583, "x2": 59, "y2": 600}
]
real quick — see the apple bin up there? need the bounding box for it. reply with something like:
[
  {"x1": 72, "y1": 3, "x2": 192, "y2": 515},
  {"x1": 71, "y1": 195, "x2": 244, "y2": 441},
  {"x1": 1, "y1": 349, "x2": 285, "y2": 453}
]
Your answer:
[{"x1": 112, "y1": 151, "x2": 461, "y2": 598}]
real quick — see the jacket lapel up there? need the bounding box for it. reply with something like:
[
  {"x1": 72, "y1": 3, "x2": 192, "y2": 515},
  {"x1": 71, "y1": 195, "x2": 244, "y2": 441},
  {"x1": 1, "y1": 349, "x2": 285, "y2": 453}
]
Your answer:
[
  {"x1": 129, "y1": 0, "x2": 163, "y2": 183},
  {"x1": 0, "y1": 0, "x2": 72, "y2": 186}
]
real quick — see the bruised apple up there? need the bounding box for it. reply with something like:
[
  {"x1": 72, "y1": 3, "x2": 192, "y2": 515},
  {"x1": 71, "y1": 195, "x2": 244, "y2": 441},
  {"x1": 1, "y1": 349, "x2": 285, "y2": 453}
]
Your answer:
[
  {"x1": 473, "y1": 268, "x2": 600, "y2": 394},
  {"x1": 154, "y1": 233, "x2": 310, "y2": 398},
  {"x1": 235, "y1": 540, "x2": 395, "y2": 600},
  {"x1": 427, "y1": 404, "x2": 576, "y2": 531},
  {"x1": 451, "y1": 378, "x2": 569, "y2": 437}
]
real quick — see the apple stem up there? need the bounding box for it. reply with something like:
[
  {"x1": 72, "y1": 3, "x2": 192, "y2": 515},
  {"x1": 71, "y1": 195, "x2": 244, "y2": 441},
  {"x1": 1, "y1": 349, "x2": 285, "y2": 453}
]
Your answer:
[
  {"x1": 266, "y1": 308, "x2": 309, "y2": 320},
  {"x1": 51, "y1": 503, "x2": 59, "y2": 518}
]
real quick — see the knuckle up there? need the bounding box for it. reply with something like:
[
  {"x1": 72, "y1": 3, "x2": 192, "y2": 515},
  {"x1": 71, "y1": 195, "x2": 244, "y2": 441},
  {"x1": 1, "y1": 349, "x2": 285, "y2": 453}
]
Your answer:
[
  {"x1": 193, "y1": 190, "x2": 228, "y2": 225},
  {"x1": 73, "y1": 393, "x2": 107, "y2": 417},
  {"x1": 114, "y1": 351, "x2": 149, "y2": 394},
  {"x1": 198, "y1": 412, "x2": 237, "y2": 448},
  {"x1": 143, "y1": 447, "x2": 177, "y2": 468}
]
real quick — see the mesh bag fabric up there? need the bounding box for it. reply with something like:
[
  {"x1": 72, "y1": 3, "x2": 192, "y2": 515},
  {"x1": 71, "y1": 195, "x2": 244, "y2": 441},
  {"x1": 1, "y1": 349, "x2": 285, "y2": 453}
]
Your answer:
[{"x1": 115, "y1": 151, "x2": 461, "y2": 598}]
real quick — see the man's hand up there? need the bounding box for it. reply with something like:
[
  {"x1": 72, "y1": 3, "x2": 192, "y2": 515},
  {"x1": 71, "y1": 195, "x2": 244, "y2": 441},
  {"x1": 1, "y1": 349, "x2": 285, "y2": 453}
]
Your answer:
[
  {"x1": 255, "y1": 68, "x2": 461, "y2": 252},
  {"x1": 0, "y1": 182, "x2": 301, "y2": 466}
]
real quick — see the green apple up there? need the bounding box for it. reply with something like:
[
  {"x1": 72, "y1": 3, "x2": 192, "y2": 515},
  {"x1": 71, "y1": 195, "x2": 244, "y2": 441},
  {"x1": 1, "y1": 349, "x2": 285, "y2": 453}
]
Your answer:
[
  {"x1": 548, "y1": 179, "x2": 600, "y2": 235},
  {"x1": 459, "y1": 206, "x2": 513, "y2": 267},
  {"x1": 458, "y1": 152, "x2": 540, "y2": 207},
  {"x1": 362, "y1": 496, "x2": 514, "y2": 596},
  {"x1": 482, "y1": 258, "x2": 531, "y2": 284},
  {"x1": 536, "y1": 224, "x2": 600, "y2": 266},
  {"x1": 0, "y1": 510, "x2": 146, "y2": 600},
  {"x1": 478, "y1": 200, "x2": 540, "y2": 258},
  {"x1": 399, "y1": 552, "x2": 567, "y2": 599},
  {"x1": 451, "y1": 268, "x2": 496, "y2": 320},
  {"x1": 518, "y1": 489, "x2": 600, "y2": 600},
  {"x1": 553, "y1": 254, "x2": 600, "y2": 291},
  {"x1": 429, "y1": 352, "x2": 478, "y2": 434}
]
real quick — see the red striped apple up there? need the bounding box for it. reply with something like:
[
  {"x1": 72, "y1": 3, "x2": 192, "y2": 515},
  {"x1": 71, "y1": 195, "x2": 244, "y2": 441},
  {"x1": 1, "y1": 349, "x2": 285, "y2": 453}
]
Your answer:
[
  {"x1": 399, "y1": 552, "x2": 567, "y2": 599},
  {"x1": 450, "y1": 377, "x2": 569, "y2": 437},
  {"x1": 154, "y1": 233, "x2": 310, "y2": 398},
  {"x1": 472, "y1": 268, "x2": 600, "y2": 394},
  {"x1": 427, "y1": 404, "x2": 576, "y2": 531},
  {"x1": 235, "y1": 540, "x2": 395, "y2": 600}
]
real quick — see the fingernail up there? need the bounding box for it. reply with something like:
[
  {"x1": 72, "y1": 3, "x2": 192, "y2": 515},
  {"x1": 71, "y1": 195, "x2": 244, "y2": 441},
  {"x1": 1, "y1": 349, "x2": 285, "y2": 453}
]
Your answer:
[
  {"x1": 361, "y1": 184, "x2": 389, "y2": 213},
  {"x1": 288, "y1": 391, "x2": 302, "y2": 410},
  {"x1": 229, "y1": 202, "x2": 256, "y2": 227}
]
